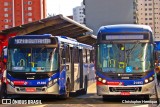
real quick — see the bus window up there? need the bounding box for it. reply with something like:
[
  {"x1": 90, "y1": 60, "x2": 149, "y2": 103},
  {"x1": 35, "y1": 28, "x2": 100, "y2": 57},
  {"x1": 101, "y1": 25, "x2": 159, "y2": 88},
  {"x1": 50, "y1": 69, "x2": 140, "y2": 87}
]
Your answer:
[
  {"x1": 66, "y1": 46, "x2": 70, "y2": 63},
  {"x1": 74, "y1": 48, "x2": 79, "y2": 63},
  {"x1": 83, "y1": 49, "x2": 87, "y2": 63},
  {"x1": 87, "y1": 50, "x2": 90, "y2": 63}
]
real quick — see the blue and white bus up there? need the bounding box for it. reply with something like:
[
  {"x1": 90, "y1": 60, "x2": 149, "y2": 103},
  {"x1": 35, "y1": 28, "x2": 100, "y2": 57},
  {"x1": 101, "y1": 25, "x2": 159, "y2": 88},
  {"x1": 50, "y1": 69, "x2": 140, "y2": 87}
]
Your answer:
[
  {"x1": 95, "y1": 24, "x2": 155, "y2": 99},
  {"x1": 0, "y1": 34, "x2": 95, "y2": 98}
]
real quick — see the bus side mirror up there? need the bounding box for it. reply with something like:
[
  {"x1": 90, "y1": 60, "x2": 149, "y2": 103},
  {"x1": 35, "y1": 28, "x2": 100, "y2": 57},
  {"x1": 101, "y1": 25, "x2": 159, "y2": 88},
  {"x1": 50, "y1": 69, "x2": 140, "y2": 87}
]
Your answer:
[{"x1": 2, "y1": 47, "x2": 7, "y2": 64}]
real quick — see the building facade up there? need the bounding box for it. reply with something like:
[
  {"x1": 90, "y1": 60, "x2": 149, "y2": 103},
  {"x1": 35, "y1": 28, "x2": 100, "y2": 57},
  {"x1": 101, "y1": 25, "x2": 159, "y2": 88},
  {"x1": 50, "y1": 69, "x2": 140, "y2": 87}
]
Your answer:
[
  {"x1": 136, "y1": 0, "x2": 160, "y2": 40},
  {"x1": 0, "y1": 0, "x2": 47, "y2": 31},
  {"x1": 73, "y1": 3, "x2": 85, "y2": 24},
  {"x1": 84, "y1": 0, "x2": 137, "y2": 35}
]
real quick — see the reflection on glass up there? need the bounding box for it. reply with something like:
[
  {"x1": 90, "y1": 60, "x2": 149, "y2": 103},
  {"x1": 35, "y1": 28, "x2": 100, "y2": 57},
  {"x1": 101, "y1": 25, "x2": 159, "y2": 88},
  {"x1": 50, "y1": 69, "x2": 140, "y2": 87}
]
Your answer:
[
  {"x1": 8, "y1": 48, "x2": 58, "y2": 72},
  {"x1": 97, "y1": 43, "x2": 153, "y2": 73}
]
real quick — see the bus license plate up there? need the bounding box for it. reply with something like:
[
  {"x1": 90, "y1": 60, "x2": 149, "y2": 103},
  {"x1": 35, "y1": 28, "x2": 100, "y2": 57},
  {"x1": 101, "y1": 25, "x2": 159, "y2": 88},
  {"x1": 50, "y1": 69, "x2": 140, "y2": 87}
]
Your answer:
[
  {"x1": 25, "y1": 88, "x2": 36, "y2": 92},
  {"x1": 120, "y1": 92, "x2": 130, "y2": 95}
]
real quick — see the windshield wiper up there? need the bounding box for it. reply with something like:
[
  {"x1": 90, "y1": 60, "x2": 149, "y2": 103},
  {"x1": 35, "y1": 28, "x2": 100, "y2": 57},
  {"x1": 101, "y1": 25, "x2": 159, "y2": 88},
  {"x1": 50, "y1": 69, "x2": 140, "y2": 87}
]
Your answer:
[
  {"x1": 34, "y1": 46, "x2": 46, "y2": 60},
  {"x1": 125, "y1": 41, "x2": 140, "y2": 65},
  {"x1": 126, "y1": 41, "x2": 140, "y2": 57}
]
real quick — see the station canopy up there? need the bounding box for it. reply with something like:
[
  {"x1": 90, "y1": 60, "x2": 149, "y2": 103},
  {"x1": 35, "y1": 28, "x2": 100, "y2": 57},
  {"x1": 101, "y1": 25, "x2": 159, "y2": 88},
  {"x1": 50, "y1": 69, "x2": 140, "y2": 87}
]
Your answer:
[{"x1": 0, "y1": 14, "x2": 96, "y2": 45}]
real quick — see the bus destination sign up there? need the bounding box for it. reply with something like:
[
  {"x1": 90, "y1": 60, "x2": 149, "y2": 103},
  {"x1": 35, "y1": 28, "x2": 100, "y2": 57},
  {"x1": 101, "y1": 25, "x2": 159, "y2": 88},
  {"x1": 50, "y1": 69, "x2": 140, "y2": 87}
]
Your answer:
[
  {"x1": 14, "y1": 39, "x2": 51, "y2": 44},
  {"x1": 105, "y1": 35, "x2": 144, "y2": 40}
]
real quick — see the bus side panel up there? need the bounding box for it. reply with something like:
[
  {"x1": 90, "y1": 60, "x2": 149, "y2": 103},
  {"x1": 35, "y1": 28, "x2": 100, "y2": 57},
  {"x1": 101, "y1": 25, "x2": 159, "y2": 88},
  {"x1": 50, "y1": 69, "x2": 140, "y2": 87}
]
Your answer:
[{"x1": 59, "y1": 68, "x2": 67, "y2": 95}]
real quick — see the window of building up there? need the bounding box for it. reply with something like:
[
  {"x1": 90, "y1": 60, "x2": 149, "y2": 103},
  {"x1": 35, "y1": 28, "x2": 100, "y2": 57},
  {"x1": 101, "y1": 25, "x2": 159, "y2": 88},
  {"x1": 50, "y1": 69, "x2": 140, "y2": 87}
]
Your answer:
[
  {"x1": 28, "y1": 12, "x2": 32, "y2": 16},
  {"x1": 149, "y1": 13, "x2": 152, "y2": 15},
  {"x1": 4, "y1": 8, "x2": 8, "y2": 12},
  {"x1": 4, "y1": 14, "x2": 8, "y2": 17},
  {"x1": 148, "y1": 3, "x2": 152, "y2": 6},
  {"x1": 149, "y1": 8, "x2": 152, "y2": 11},
  {"x1": 145, "y1": 8, "x2": 147, "y2": 11},
  {"x1": 149, "y1": 18, "x2": 152, "y2": 20},
  {"x1": 145, "y1": 4, "x2": 147, "y2": 6},
  {"x1": 28, "y1": 18, "x2": 32, "y2": 22},
  {"x1": 4, "y1": 19, "x2": 8, "y2": 23},
  {"x1": 28, "y1": 1, "x2": 32, "y2": 5},
  {"x1": 145, "y1": 13, "x2": 147, "y2": 15},
  {"x1": 28, "y1": 7, "x2": 32, "y2": 10},
  {"x1": 4, "y1": 2, "x2": 9, "y2": 6},
  {"x1": 4, "y1": 25, "x2": 9, "y2": 29},
  {"x1": 145, "y1": 18, "x2": 148, "y2": 20}
]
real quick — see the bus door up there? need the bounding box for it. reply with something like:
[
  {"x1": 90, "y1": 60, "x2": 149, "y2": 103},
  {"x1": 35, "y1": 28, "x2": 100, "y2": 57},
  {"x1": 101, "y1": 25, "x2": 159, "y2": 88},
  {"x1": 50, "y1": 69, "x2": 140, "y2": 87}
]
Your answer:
[
  {"x1": 83, "y1": 49, "x2": 89, "y2": 81},
  {"x1": 59, "y1": 44, "x2": 66, "y2": 94},
  {"x1": 73, "y1": 47, "x2": 80, "y2": 91}
]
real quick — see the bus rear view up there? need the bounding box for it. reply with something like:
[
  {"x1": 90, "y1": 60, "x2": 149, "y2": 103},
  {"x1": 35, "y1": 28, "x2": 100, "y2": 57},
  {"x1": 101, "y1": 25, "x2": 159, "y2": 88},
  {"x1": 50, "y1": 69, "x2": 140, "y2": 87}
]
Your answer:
[{"x1": 96, "y1": 24, "x2": 155, "y2": 99}]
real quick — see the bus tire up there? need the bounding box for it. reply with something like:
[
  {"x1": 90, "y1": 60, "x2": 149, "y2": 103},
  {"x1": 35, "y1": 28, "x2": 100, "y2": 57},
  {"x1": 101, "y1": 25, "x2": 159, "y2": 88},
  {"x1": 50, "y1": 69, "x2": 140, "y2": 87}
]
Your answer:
[
  {"x1": 84, "y1": 76, "x2": 88, "y2": 94},
  {"x1": 66, "y1": 77, "x2": 71, "y2": 98},
  {"x1": 0, "y1": 83, "x2": 7, "y2": 99}
]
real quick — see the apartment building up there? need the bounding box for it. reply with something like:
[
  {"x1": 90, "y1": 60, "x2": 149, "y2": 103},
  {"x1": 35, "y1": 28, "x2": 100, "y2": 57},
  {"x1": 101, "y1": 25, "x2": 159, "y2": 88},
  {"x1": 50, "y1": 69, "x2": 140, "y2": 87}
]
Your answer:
[
  {"x1": 136, "y1": 0, "x2": 160, "y2": 39},
  {"x1": 73, "y1": 3, "x2": 85, "y2": 24},
  {"x1": 84, "y1": 0, "x2": 136, "y2": 35},
  {"x1": 0, "y1": 0, "x2": 47, "y2": 31}
]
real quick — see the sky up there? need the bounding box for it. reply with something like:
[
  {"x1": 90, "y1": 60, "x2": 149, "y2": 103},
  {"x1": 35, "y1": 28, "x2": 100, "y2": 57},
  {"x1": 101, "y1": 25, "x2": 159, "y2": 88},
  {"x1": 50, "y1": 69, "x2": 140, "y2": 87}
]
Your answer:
[{"x1": 46, "y1": 0, "x2": 83, "y2": 16}]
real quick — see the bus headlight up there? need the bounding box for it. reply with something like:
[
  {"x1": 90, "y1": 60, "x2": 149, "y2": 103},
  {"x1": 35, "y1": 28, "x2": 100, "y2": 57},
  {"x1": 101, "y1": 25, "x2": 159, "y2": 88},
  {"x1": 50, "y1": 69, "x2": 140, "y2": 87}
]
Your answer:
[
  {"x1": 149, "y1": 77, "x2": 153, "y2": 81},
  {"x1": 98, "y1": 77, "x2": 102, "y2": 81},
  {"x1": 102, "y1": 79, "x2": 107, "y2": 84},
  {"x1": 47, "y1": 79, "x2": 58, "y2": 87},
  {"x1": 144, "y1": 74, "x2": 154, "y2": 84},
  {"x1": 48, "y1": 81, "x2": 53, "y2": 87},
  {"x1": 145, "y1": 79, "x2": 148, "y2": 83}
]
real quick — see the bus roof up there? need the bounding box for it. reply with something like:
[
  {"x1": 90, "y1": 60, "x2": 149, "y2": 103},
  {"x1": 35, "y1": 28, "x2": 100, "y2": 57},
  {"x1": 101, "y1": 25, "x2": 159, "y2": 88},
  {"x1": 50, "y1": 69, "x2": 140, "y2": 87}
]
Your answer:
[
  {"x1": 56, "y1": 36, "x2": 93, "y2": 50},
  {"x1": 10, "y1": 34, "x2": 52, "y2": 39},
  {"x1": 98, "y1": 24, "x2": 152, "y2": 34}
]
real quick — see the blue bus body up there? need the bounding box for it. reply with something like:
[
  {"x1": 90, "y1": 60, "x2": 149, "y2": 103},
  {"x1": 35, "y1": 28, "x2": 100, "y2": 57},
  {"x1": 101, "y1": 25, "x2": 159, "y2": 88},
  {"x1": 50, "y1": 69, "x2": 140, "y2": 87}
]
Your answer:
[
  {"x1": 1, "y1": 34, "x2": 95, "y2": 98},
  {"x1": 96, "y1": 24, "x2": 155, "y2": 97}
]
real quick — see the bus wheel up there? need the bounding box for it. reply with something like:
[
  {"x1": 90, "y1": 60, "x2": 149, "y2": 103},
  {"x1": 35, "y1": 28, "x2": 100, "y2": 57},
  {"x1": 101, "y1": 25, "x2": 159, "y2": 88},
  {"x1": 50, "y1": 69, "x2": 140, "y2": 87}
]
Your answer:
[
  {"x1": 66, "y1": 78, "x2": 71, "y2": 98},
  {"x1": 0, "y1": 83, "x2": 7, "y2": 99},
  {"x1": 84, "y1": 76, "x2": 88, "y2": 94}
]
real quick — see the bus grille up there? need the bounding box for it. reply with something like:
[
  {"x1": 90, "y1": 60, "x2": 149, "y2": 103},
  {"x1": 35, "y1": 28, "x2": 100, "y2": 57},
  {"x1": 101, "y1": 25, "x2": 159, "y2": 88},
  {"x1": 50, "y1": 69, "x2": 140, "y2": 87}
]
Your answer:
[
  {"x1": 108, "y1": 74, "x2": 144, "y2": 80},
  {"x1": 109, "y1": 87, "x2": 142, "y2": 92}
]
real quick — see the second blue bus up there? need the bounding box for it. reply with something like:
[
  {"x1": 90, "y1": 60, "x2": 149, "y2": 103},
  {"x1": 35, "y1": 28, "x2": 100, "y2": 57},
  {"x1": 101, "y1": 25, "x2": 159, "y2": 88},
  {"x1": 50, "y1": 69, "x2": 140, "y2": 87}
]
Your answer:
[{"x1": 95, "y1": 24, "x2": 155, "y2": 99}]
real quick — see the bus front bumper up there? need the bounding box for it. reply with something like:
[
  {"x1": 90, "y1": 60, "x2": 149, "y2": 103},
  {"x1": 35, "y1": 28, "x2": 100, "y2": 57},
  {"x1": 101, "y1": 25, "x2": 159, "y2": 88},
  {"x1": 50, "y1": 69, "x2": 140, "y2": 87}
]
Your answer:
[
  {"x1": 6, "y1": 83, "x2": 60, "y2": 95},
  {"x1": 97, "y1": 81, "x2": 155, "y2": 96}
]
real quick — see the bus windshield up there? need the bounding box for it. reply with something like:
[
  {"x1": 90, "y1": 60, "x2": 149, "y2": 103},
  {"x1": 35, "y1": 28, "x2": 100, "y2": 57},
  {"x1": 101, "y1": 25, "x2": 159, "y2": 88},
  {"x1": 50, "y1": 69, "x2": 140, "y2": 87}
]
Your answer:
[
  {"x1": 7, "y1": 47, "x2": 58, "y2": 72},
  {"x1": 97, "y1": 43, "x2": 153, "y2": 73}
]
